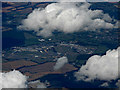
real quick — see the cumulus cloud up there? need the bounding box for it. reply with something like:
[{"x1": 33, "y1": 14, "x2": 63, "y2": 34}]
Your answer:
[
  {"x1": 59, "y1": 0, "x2": 86, "y2": 2},
  {"x1": 28, "y1": 80, "x2": 47, "y2": 88},
  {"x1": 0, "y1": 70, "x2": 47, "y2": 89},
  {"x1": 18, "y1": 2, "x2": 117, "y2": 37},
  {"x1": 0, "y1": 70, "x2": 27, "y2": 89},
  {"x1": 54, "y1": 56, "x2": 68, "y2": 70},
  {"x1": 116, "y1": 80, "x2": 120, "y2": 88},
  {"x1": 74, "y1": 47, "x2": 119, "y2": 82},
  {"x1": 100, "y1": 82, "x2": 109, "y2": 87}
]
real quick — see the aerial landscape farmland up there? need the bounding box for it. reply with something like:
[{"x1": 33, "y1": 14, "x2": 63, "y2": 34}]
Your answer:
[{"x1": 1, "y1": 1, "x2": 120, "y2": 88}]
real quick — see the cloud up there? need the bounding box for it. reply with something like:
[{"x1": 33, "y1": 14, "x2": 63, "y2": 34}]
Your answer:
[
  {"x1": 0, "y1": 70, "x2": 47, "y2": 89},
  {"x1": 53, "y1": 56, "x2": 68, "y2": 70},
  {"x1": 59, "y1": 0, "x2": 87, "y2": 2},
  {"x1": 28, "y1": 80, "x2": 47, "y2": 88},
  {"x1": 100, "y1": 82, "x2": 109, "y2": 87},
  {"x1": 18, "y1": 2, "x2": 117, "y2": 37},
  {"x1": 74, "y1": 47, "x2": 119, "y2": 82},
  {"x1": 116, "y1": 80, "x2": 120, "y2": 88},
  {"x1": 0, "y1": 70, "x2": 27, "y2": 89}
]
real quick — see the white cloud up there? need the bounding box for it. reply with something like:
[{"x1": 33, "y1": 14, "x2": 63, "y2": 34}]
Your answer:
[
  {"x1": 18, "y1": 2, "x2": 116, "y2": 37},
  {"x1": 74, "y1": 47, "x2": 119, "y2": 82},
  {"x1": 116, "y1": 80, "x2": 120, "y2": 88},
  {"x1": 100, "y1": 82, "x2": 109, "y2": 87},
  {"x1": 59, "y1": 0, "x2": 87, "y2": 2},
  {"x1": 0, "y1": 70, "x2": 27, "y2": 89},
  {"x1": 54, "y1": 56, "x2": 68, "y2": 70},
  {"x1": 28, "y1": 80, "x2": 47, "y2": 88},
  {"x1": 0, "y1": 70, "x2": 47, "y2": 89}
]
